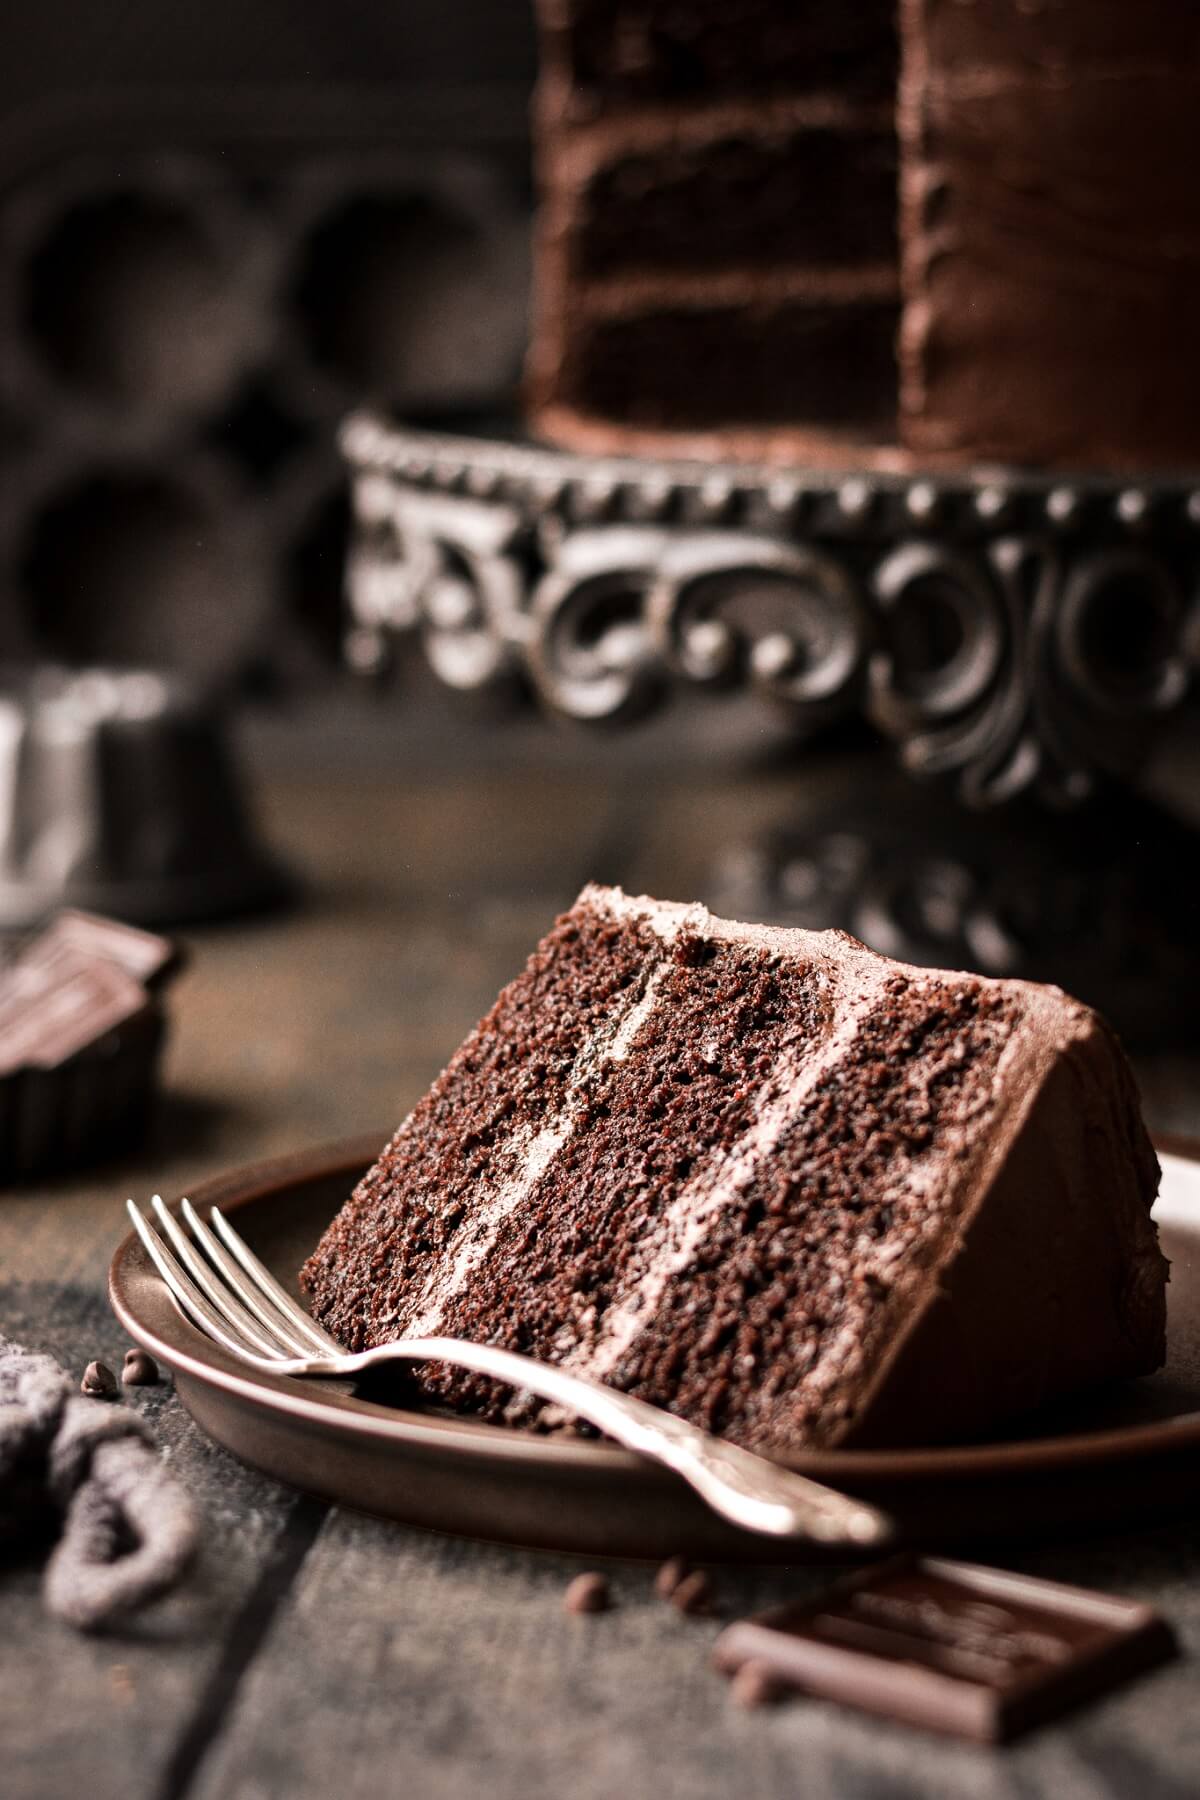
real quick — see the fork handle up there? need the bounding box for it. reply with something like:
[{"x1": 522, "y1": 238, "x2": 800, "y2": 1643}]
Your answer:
[{"x1": 287, "y1": 1335, "x2": 891, "y2": 1547}]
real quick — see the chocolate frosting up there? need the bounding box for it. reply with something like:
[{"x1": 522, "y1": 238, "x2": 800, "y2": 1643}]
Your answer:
[
  {"x1": 899, "y1": 0, "x2": 1200, "y2": 469},
  {"x1": 303, "y1": 886, "x2": 1166, "y2": 1452},
  {"x1": 915, "y1": 0, "x2": 1200, "y2": 74}
]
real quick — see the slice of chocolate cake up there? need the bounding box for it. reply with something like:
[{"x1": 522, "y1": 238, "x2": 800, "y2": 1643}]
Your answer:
[
  {"x1": 528, "y1": 2, "x2": 1200, "y2": 470},
  {"x1": 301, "y1": 886, "x2": 1166, "y2": 1452}
]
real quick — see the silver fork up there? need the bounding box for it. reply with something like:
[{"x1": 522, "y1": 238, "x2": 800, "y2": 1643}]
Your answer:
[{"x1": 126, "y1": 1195, "x2": 893, "y2": 1549}]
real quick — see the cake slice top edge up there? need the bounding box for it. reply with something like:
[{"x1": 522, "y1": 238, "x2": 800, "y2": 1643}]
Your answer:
[{"x1": 577, "y1": 881, "x2": 1096, "y2": 1030}]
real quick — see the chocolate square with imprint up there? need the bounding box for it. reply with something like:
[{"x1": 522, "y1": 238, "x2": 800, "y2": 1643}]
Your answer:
[
  {"x1": 0, "y1": 910, "x2": 180, "y2": 1179},
  {"x1": 712, "y1": 1555, "x2": 1177, "y2": 1742}
]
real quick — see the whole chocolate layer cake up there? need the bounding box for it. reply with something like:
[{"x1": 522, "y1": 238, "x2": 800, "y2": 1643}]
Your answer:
[
  {"x1": 529, "y1": 0, "x2": 1200, "y2": 470},
  {"x1": 301, "y1": 886, "x2": 1166, "y2": 1451}
]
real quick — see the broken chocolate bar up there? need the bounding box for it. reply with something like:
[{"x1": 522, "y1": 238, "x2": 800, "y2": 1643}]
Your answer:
[
  {"x1": 28, "y1": 910, "x2": 182, "y2": 988},
  {"x1": 712, "y1": 1555, "x2": 1176, "y2": 1743},
  {"x1": 0, "y1": 911, "x2": 181, "y2": 1182}
]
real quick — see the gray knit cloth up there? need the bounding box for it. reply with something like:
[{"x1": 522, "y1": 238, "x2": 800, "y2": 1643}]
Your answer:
[{"x1": 0, "y1": 1334, "x2": 198, "y2": 1630}]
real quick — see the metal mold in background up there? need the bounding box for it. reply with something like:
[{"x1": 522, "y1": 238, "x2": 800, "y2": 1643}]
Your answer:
[
  {"x1": 0, "y1": 89, "x2": 531, "y2": 694},
  {"x1": 0, "y1": 667, "x2": 288, "y2": 928},
  {"x1": 0, "y1": 155, "x2": 277, "y2": 449},
  {"x1": 2, "y1": 450, "x2": 274, "y2": 690},
  {"x1": 277, "y1": 155, "x2": 530, "y2": 424},
  {"x1": 341, "y1": 415, "x2": 1200, "y2": 813}
]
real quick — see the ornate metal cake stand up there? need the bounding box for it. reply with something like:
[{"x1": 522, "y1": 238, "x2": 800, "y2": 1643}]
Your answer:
[
  {"x1": 340, "y1": 415, "x2": 1200, "y2": 1042},
  {"x1": 341, "y1": 413, "x2": 1198, "y2": 811}
]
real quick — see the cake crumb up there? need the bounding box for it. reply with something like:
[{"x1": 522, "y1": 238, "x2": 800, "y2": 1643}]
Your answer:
[
  {"x1": 672, "y1": 931, "x2": 711, "y2": 968},
  {"x1": 564, "y1": 1572, "x2": 610, "y2": 1615}
]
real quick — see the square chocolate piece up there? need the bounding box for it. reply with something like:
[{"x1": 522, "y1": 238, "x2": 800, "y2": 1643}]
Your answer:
[
  {"x1": 33, "y1": 909, "x2": 182, "y2": 988},
  {"x1": 0, "y1": 910, "x2": 180, "y2": 1180},
  {"x1": 712, "y1": 1555, "x2": 1176, "y2": 1742}
]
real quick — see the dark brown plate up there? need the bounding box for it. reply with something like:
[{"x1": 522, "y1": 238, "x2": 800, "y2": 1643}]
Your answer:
[{"x1": 109, "y1": 1134, "x2": 1200, "y2": 1562}]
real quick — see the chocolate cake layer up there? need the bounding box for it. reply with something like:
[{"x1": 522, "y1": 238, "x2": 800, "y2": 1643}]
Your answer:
[
  {"x1": 302, "y1": 887, "x2": 1166, "y2": 1453},
  {"x1": 540, "y1": 0, "x2": 898, "y2": 115},
  {"x1": 546, "y1": 292, "x2": 899, "y2": 435},
  {"x1": 557, "y1": 110, "x2": 898, "y2": 277},
  {"x1": 530, "y1": 0, "x2": 901, "y2": 465},
  {"x1": 899, "y1": 0, "x2": 1200, "y2": 469}
]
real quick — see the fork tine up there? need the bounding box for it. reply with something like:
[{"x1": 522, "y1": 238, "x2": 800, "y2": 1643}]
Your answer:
[
  {"x1": 178, "y1": 1198, "x2": 315, "y2": 1357},
  {"x1": 126, "y1": 1200, "x2": 276, "y2": 1365},
  {"x1": 209, "y1": 1204, "x2": 344, "y2": 1355},
  {"x1": 149, "y1": 1196, "x2": 288, "y2": 1358}
]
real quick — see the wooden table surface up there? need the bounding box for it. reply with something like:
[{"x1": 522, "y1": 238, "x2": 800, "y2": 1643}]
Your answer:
[{"x1": 3, "y1": 701, "x2": 1198, "y2": 1800}]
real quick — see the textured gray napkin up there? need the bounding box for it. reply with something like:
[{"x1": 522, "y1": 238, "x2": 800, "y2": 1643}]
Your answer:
[{"x1": 0, "y1": 1333, "x2": 197, "y2": 1629}]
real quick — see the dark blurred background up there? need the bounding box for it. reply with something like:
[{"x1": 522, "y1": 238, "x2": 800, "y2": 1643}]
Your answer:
[
  {"x1": 0, "y1": 3, "x2": 1195, "y2": 1061},
  {"x1": 0, "y1": 2, "x2": 536, "y2": 692}
]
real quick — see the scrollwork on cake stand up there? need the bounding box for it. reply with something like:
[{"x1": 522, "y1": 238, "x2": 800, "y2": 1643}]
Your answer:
[{"x1": 341, "y1": 415, "x2": 1200, "y2": 809}]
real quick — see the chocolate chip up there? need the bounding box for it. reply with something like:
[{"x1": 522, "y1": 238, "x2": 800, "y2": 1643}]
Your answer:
[
  {"x1": 122, "y1": 1348, "x2": 159, "y2": 1386},
  {"x1": 671, "y1": 1570, "x2": 714, "y2": 1616},
  {"x1": 564, "y1": 1572, "x2": 610, "y2": 1615},
  {"x1": 81, "y1": 1360, "x2": 117, "y2": 1399},
  {"x1": 655, "y1": 1554, "x2": 691, "y2": 1600},
  {"x1": 730, "y1": 1660, "x2": 785, "y2": 1709}
]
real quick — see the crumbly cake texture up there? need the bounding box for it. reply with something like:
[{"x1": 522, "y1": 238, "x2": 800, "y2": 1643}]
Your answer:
[{"x1": 301, "y1": 886, "x2": 1166, "y2": 1452}]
